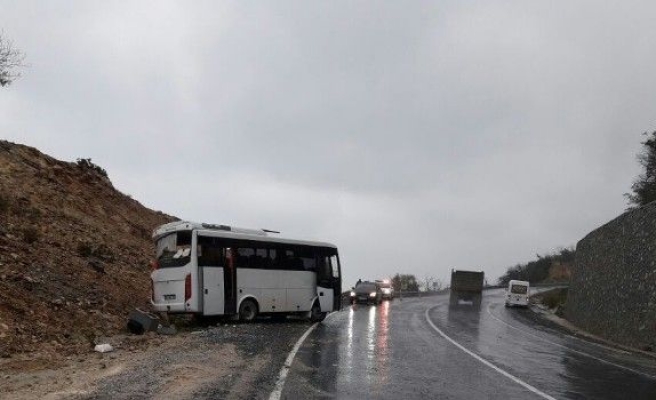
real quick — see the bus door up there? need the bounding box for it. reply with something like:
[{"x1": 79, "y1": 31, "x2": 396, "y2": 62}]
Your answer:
[
  {"x1": 223, "y1": 247, "x2": 237, "y2": 315},
  {"x1": 198, "y1": 236, "x2": 225, "y2": 316},
  {"x1": 317, "y1": 250, "x2": 342, "y2": 312}
]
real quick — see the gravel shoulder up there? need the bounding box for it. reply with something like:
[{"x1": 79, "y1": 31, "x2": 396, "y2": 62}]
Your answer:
[{"x1": 1, "y1": 318, "x2": 312, "y2": 400}]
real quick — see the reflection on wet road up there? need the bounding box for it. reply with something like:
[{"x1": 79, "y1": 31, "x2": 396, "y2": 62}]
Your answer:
[
  {"x1": 282, "y1": 290, "x2": 656, "y2": 399},
  {"x1": 340, "y1": 302, "x2": 391, "y2": 391}
]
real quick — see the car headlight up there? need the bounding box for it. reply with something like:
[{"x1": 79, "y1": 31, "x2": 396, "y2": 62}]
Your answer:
[
  {"x1": 369, "y1": 292, "x2": 376, "y2": 297},
  {"x1": 350, "y1": 291, "x2": 356, "y2": 297}
]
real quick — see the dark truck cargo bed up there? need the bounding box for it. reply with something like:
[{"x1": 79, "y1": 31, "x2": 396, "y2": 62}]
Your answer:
[{"x1": 449, "y1": 270, "x2": 484, "y2": 308}]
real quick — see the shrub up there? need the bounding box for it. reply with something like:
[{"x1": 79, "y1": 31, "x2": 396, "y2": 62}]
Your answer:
[
  {"x1": 541, "y1": 288, "x2": 568, "y2": 309},
  {"x1": 77, "y1": 242, "x2": 94, "y2": 257},
  {"x1": 77, "y1": 242, "x2": 114, "y2": 261},
  {"x1": 76, "y1": 158, "x2": 108, "y2": 178},
  {"x1": 27, "y1": 207, "x2": 42, "y2": 222},
  {"x1": 22, "y1": 226, "x2": 40, "y2": 244}
]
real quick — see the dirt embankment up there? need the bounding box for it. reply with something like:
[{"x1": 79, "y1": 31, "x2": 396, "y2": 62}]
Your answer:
[{"x1": 0, "y1": 140, "x2": 176, "y2": 357}]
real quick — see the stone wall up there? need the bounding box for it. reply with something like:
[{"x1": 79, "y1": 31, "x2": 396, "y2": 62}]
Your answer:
[{"x1": 566, "y1": 202, "x2": 656, "y2": 349}]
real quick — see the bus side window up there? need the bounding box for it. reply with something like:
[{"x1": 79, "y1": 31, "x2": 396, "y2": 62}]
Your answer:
[
  {"x1": 254, "y1": 248, "x2": 267, "y2": 269},
  {"x1": 280, "y1": 249, "x2": 295, "y2": 270},
  {"x1": 267, "y1": 248, "x2": 277, "y2": 269},
  {"x1": 297, "y1": 247, "x2": 316, "y2": 272},
  {"x1": 237, "y1": 248, "x2": 255, "y2": 268},
  {"x1": 198, "y1": 236, "x2": 224, "y2": 267}
]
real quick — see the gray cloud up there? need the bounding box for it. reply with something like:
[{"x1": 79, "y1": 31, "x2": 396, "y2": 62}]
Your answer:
[{"x1": 1, "y1": 1, "x2": 654, "y2": 287}]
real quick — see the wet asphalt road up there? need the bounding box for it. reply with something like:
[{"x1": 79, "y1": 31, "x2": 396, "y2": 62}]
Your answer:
[{"x1": 281, "y1": 289, "x2": 656, "y2": 399}]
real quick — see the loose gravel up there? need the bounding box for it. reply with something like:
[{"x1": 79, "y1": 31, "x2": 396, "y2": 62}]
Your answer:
[{"x1": 1, "y1": 318, "x2": 312, "y2": 400}]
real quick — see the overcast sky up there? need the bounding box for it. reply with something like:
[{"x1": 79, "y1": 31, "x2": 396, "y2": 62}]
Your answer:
[{"x1": 2, "y1": 1, "x2": 655, "y2": 288}]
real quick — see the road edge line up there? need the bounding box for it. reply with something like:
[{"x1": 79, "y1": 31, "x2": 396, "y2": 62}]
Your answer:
[
  {"x1": 268, "y1": 322, "x2": 319, "y2": 400},
  {"x1": 424, "y1": 306, "x2": 557, "y2": 400}
]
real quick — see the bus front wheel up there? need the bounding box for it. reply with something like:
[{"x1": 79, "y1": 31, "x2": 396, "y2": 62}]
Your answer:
[
  {"x1": 239, "y1": 299, "x2": 258, "y2": 322},
  {"x1": 310, "y1": 302, "x2": 326, "y2": 322}
]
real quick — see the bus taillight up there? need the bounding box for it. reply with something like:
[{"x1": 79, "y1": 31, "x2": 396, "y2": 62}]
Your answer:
[
  {"x1": 184, "y1": 274, "x2": 192, "y2": 302},
  {"x1": 150, "y1": 260, "x2": 159, "y2": 271}
]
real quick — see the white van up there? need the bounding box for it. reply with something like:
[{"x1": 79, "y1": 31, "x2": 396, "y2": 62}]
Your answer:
[{"x1": 505, "y1": 280, "x2": 530, "y2": 307}]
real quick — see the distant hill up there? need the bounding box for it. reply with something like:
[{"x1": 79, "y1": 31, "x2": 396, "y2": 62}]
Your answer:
[{"x1": 0, "y1": 141, "x2": 175, "y2": 355}]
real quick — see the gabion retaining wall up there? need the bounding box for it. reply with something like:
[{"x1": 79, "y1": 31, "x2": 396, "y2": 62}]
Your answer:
[{"x1": 565, "y1": 202, "x2": 656, "y2": 349}]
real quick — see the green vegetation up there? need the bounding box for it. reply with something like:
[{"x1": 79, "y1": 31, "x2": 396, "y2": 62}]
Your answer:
[
  {"x1": 498, "y1": 248, "x2": 574, "y2": 285},
  {"x1": 541, "y1": 288, "x2": 568, "y2": 309},
  {"x1": 626, "y1": 131, "x2": 656, "y2": 208}
]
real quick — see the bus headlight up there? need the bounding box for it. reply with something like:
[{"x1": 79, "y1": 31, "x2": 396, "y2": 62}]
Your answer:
[
  {"x1": 350, "y1": 291, "x2": 356, "y2": 297},
  {"x1": 369, "y1": 292, "x2": 376, "y2": 297}
]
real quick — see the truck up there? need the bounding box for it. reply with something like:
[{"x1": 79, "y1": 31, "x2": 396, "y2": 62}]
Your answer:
[{"x1": 449, "y1": 269, "x2": 484, "y2": 308}]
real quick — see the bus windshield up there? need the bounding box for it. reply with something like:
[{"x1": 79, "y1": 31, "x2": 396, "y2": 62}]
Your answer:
[{"x1": 156, "y1": 231, "x2": 192, "y2": 268}]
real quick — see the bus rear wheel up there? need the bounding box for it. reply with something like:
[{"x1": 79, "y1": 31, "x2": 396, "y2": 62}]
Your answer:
[
  {"x1": 239, "y1": 299, "x2": 258, "y2": 322},
  {"x1": 310, "y1": 302, "x2": 326, "y2": 322}
]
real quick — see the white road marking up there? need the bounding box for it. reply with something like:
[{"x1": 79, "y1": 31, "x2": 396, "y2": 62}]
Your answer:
[
  {"x1": 268, "y1": 322, "x2": 319, "y2": 400},
  {"x1": 486, "y1": 303, "x2": 656, "y2": 380},
  {"x1": 425, "y1": 306, "x2": 558, "y2": 400}
]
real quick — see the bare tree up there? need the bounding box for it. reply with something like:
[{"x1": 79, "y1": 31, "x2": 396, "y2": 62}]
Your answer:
[
  {"x1": 0, "y1": 33, "x2": 25, "y2": 87},
  {"x1": 423, "y1": 275, "x2": 442, "y2": 292}
]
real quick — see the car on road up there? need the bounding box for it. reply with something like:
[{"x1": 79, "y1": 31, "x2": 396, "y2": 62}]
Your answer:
[{"x1": 350, "y1": 281, "x2": 383, "y2": 305}]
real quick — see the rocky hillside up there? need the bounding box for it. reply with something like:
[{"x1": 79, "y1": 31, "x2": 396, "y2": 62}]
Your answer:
[{"x1": 0, "y1": 141, "x2": 175, "y2": 356}]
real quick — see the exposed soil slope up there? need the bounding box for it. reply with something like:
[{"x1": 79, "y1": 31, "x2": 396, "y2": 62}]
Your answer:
[{"x1": 0, "y1": 140, "x2": 175, "y2": 356}]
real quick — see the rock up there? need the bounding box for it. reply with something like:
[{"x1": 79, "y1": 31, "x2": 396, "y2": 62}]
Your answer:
[
  {"x1": 94, "y1": 343, "x2": 113, "y2": 353},
  {"x1": 156, "y1": 324, "x2": 176, "y2": 335},
  {"x1": 127, "y1": 308, "x2": 160, "y2": 334}
]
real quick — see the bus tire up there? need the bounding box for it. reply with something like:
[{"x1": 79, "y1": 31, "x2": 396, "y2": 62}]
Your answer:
[
  {"x1": 239, "y1": 299, "x2": 258, "y2": 322},
  {"x1": 310, "y1": 302, "x2": 326, "y2": 322}
]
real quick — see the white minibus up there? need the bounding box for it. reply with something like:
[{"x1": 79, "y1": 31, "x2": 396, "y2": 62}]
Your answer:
[
  {"x1": 150, "y1": 221, "x2": 342, "y2": 322},
  {"x1": 505, "y1": 280, "x2": 530, "y2": 307}
]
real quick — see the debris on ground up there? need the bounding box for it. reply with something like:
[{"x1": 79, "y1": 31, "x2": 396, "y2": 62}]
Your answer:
[
  {"x1": 93, "y1": 343, "x2": 113, "y2": 353},
  {"x1": 127, "y1": 308, "x2": 161, "y2": 335}
]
